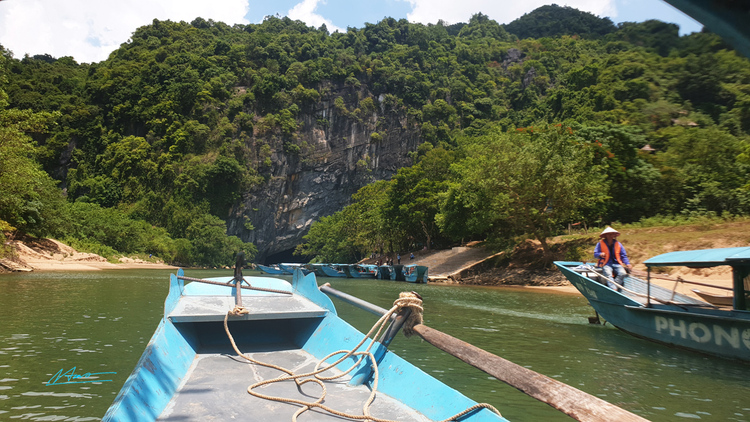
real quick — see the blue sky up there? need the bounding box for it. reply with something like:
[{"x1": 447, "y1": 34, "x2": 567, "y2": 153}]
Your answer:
[{"x1": 0, "y1": 0, "x2": 701, "y2": 64}]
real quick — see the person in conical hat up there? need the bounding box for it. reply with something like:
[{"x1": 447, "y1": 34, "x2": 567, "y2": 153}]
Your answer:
[{"x1": 593, "y1": 226, "x2": 632, "y2": 291}]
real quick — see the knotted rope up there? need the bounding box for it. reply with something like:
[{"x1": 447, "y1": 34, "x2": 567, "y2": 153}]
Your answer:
[
  {"x1": 228, "y1": 305, "x2": 249, "y2": 317},
  {"x1": 223, "y1": 291, "x2": 502, "y2": 421}
]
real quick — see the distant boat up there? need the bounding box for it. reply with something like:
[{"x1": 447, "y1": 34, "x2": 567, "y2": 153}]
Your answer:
[
  {"x1": 256, "y1": 264, "x2": 288, "y2": 275},
  {"x1": 342, "y1": 264, "x2": 377, "y2": 278},
  {"x1": 305, "y1": 263, "x2": 327, "y2": 277},
  {"x1": 102, "y1": 269, "x2": 509, "y2": 422},
  {"x1": 319, "y1": 264, "x2": 346, "y2": 277},
  {"x1": 691, "y1": 289, "x2": 734, "y2": 306},
  {"x1": 389, "y1": 264, "x2": 405, "y2": 281},
  {"x1": 555, "y1": 246, "x2": 750, "y2": 361},
  {"x1": 376, "y1": 265, "x2": 390, "y2": 279},
  {"x1": 403, "y1": 265, "x2": 429, "y2": 283},
  {"x1": 278, "y1": 263, "x2": 312, "y2": 275}
]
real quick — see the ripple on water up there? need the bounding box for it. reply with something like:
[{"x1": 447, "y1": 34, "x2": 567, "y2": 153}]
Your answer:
[
  {"x1": 22, "y1": 391, "x2": 96, "y2": 399},
  {"x1": 674, "y1": 412, "x2": 702, "y2": 419}
]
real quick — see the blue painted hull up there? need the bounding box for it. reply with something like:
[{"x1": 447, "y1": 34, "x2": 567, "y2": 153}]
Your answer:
[
  {"x1": 342, "y1": 265, "x2": 377, "y2": 278},
  {"x1": 103, "y1": 270, "x2": 507, "y2": 421},
  {"x1": 404, "y1": 265, "x2": 429, "y2": 283},
  {"x1": 389, "y1": 265, "x2": 405, "y2": 281},
  {"x1": 278, "y1": 263, "x2": 312, "y2": 275},
  {"x1": 376, "y1": 266, "x2": 390, "y2": 279},
  {"x1": 320, "y1": 265, "x2": 346, "y2": 277},
  {"x1": 555, "y1": 262, "x2": 750, "y2": 361},
  {"x1": 256, "y1": 264, "x2": 288, "y2": 275}
]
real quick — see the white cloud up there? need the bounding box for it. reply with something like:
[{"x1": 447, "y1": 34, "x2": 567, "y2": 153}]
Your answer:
[
  {"x1": 0, "y1": 0, "x2": 250, "y2": 63},
  {"x1": 403, "y1": 0, "x2": 616, "y2": 26},
  {"x1": 287, "y1": 0, "x2": 344, "y2": 33}
]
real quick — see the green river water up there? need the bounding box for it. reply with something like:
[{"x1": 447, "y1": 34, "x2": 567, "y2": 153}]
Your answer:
[{"x1": 1, "y1": 269, "x2": 749, "y2": 421}]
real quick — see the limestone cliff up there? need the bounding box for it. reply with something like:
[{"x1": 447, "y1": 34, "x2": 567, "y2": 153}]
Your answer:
[{"x1": 227, "y1": 84, "x2": 422, "y2": 262}]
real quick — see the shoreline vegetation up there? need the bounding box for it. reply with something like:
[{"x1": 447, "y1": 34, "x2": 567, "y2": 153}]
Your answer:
[
  {"x1": 2, "y1": 217, "x2": 744, "y2": 301},
  {"x1": 3, "y1": 11, "x2": 750, "y2": 273}
]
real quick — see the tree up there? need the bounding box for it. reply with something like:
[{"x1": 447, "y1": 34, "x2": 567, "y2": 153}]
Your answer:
[
  {"x1": 0, "y1": 69, "x2": 65, "y2": 236},
  {"x1": 442, "y1": 124, "x2": 606, "y2": 253},
  {"x1": 383, "y1": 148, "x2": 456, "y2": 250}
]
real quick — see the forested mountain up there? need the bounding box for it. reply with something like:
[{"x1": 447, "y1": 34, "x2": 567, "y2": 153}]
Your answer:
[
  {"x1": 1, "y1": 8, "x2": 749, "y2": 265},
  {"x1": 503, "y1": 4, "x2": 616, "y2": 40}
]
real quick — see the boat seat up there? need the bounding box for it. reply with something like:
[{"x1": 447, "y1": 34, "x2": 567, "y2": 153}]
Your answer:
[{"x1": 168, "y1": 294, "x2": 329, "y2": 323}]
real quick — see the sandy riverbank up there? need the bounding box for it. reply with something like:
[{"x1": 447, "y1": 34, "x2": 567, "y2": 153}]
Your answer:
[
  {"x1": 0, "y1": 238, "x2": 177, "y2": 272},
  {"x1": 2, "y1": 237, "x2": 736, "y2": 305}
]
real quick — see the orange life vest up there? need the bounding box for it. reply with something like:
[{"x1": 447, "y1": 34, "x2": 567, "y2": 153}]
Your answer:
[{"x1": 598, "y1": 239, "x2": 624, "y2": 267}]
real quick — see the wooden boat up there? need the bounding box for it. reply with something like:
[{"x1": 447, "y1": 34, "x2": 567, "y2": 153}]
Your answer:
[
  {"x1": 103, "y1": 267, "x2": 508, "y2": 421},
  {"x1": 256, "y1": 263, "x2": 289, "y2": 275},
  {"x1": 555, "y1": 246, "x2": 750, "y2": 361},
  {"x1": 403, "y1": 265, "x2": 429, "y2": 283},
  {"x1": 278, "y1": 262, "x2": 312, "y2": 275},
  {"x1": 319, "y1": 264, "x2": 346, "y2": 277},
  {"x1": 104, "y1": 255, "x2": 649, "y2": 422},
  {"x1": 342, "y1": 264, "x2": 377, "y2": 278},
  {"x1": 691, "y1": 289, "x2": 734, "y2": 306},
  {"x1": 389, "y1": 264, "x2": 405, "y2": 281},
  {"x1": 376, "y1": 265, "x2": 390, "y2": 279},
  {"x1": 305, "y1": 263, "x2": 328, "y2": 277}
]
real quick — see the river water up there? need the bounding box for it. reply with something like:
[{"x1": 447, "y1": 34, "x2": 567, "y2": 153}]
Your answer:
[{"x1": 1, "y1": 269, "x2": 749, "y2": 421}]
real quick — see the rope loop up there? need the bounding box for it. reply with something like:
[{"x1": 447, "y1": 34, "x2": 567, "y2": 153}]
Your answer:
[
  {"x1": 222, "y1": 291, "x2": 502, "y2": 422},
  {"x1": 394, "y1": 291, "x2": 423, "y2": 337}
]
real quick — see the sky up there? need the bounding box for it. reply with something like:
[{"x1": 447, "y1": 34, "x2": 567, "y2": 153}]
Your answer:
[{"x1": 0, "y1": 0, "x2": 702, "y2": 64}]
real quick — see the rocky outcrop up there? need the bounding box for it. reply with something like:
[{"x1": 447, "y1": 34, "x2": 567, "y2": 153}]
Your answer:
[{"x1": 227, "y1": 84, "x2": 422, "y2": 262}]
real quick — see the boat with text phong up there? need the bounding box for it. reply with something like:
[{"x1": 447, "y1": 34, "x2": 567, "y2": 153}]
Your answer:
[
  {"x1": 104, "y1": 255, "x2": 647, "y2": 422},
  {"x1": 555, "y1": 246, "x2": 750, "y2": 362}
]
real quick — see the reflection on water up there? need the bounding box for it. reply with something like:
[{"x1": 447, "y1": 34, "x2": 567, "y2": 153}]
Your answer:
[{"x1": 1, "y1": 270, "x2": 749, "y2": 421}]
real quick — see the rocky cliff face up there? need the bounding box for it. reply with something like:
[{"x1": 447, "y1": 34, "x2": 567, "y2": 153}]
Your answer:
[{"x1": 227, "y1": 84, "x2": 422, "y2": 262}]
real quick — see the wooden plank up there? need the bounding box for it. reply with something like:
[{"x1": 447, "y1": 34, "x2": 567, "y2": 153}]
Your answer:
[
  {"x1": 169, "y1": 295, "x2": 328, "y2": 322},
  {"x1": 412, "y1": 324, "x2": 650, "y2": 422}
]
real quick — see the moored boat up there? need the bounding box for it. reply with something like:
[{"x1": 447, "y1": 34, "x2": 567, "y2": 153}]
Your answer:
[
  {"x1": 376, "y1": 265, "x2": 390, "y2": 279},
  {"x1": 389, "y1": 264, "x2": 405, "y2": 281},
  {"x1": 319, "y1": 264, "x2": 347, "y2": 277},
  {"x1": 555, "y1": 246, "x2": 750, "y2": 361},
  {"x1": 278, "y1": 262, "x2": 312, "y2": 275},
  {"x1": 256, "y1": 263, "x2": 289, "y2": 275},
  {"x1": 342, "y1": 264, "x2": 377, "y2": 278},
  {"x1": 403, "y1": 265, "x2": 429, "y2": 283}
]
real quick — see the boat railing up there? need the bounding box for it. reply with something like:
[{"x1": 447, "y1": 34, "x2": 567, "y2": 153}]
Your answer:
[
  {"x1": 575, "y1": 264, "x2": 714, "y2": 308},
  {"x1": 319, "y1": 283, "x2": 648, "y2": 422},
  {"x1": 630, "y1": 269, "x2": 734, "y2": 291}
]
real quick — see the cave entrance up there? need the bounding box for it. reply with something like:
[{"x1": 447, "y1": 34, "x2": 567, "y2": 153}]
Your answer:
[{"x1": 263, "y1": 248, "x2": 311, "y2": 265}]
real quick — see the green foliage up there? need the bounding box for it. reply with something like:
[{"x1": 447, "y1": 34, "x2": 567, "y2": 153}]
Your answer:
[
  {"x1": 3, "y1": 8, "x2": 750, "y2": 264},
  {"x1": 0, "y1": 69, "x2": 66, "y2": 236},
  {"x1": 505, "y1": 5, "x2": 616, "y2": 40},
  {"x1": 441, "y1": 125, "x2": 605, "y2": 251}
]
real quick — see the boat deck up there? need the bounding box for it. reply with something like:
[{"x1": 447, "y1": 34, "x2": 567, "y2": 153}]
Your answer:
[
  {"x1": 158, "y1": 345, "x2": 429, "y2": 421},
  {"x1": 169, "y1": 294, "x2": 328, "y2": 322}
]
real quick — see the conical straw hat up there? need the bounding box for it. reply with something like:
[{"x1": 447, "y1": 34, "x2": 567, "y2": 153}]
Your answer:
[{"x1": 600, "y1": 226, "x2": 620, "y2": 237}]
